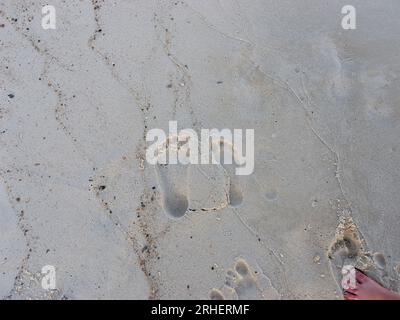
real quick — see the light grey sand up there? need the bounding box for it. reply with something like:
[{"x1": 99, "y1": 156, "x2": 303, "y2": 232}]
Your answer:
[{"x1": 1, "y1": 0, "x2": 400, "y2": 299}]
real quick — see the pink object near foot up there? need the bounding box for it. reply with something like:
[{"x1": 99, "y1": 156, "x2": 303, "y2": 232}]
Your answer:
[{"x1": 344, "y1": 269, "x2": 400, "y2": 300}]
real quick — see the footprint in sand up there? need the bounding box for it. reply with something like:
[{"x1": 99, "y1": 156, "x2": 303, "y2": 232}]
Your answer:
[
  {"x1": 328, "y1": 216, "x2": 391, "y2": 289},
  {"x1": 154, "y1": 134, "x2": 190, "y2": 219},
  {"x1": 329, "y1": 221, "x2": 362, "y2": 263},
  {"x1": 211, "y1": 139, "x2": 244, "y2": 207},
  {"x1": 156, "y1": 163, "x2": 189, "y2": 219},
  {"x1": 209, "y1": 258, "x2": 280, "y2": 300},
  {"x1": 328, "y1": 216, "x2": 364, "y2": 283}
]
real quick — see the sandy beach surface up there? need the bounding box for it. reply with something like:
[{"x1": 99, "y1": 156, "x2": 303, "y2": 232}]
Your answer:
[{"x1": 1, "y1": 0, "x2": 400, "y2": 299}]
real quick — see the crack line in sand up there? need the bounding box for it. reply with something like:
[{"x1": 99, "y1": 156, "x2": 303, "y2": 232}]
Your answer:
[
  {"x1": 294, "y1": 73, "x2": 372, "y2": 294},
  {"x1": 0, "y1": 173, "x2": 32, "y2": 299},
  {"x1": 88, "y1": 1, "x2": 162, "y2": 298},
  {"x1": 296, "y1": 73, "x2": 369, "y2": 250},
  {"x1": 257, "y1": 68, "x2": 353, "y2": 215},
  {"x1": 231, "y1": 207, "x2": 284, "y2": 266},
  {"x1": 152, "y1": 8, "x2": 200, "y2": 131},
  {"x1": 88, "y1": 0, "x2": 150, "y2": 140},
  {"x1": 0, "y1": 9, "x2": 95, "y2": 166},
  {"x1": 183, "y1": 1, "x2": 253, "y2": 47}
]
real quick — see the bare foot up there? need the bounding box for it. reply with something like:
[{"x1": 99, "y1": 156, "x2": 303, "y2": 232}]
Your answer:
[{"x1": 344, "y1": 269, "x2": 400, "y2": 300}]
